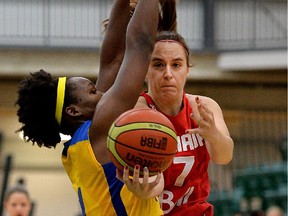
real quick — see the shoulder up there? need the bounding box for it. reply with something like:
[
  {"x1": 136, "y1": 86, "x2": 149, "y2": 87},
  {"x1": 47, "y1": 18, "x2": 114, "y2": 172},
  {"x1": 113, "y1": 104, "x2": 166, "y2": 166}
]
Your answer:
[
  {"x1": 134, "y1": 95, "x2": 149, "y2": 109},
  {"x1": 186, "y1": 93, "x2": 216, "y2": 103},
  {"x1": 186, "y1": 93, "x2": 222, "y2": 112}
]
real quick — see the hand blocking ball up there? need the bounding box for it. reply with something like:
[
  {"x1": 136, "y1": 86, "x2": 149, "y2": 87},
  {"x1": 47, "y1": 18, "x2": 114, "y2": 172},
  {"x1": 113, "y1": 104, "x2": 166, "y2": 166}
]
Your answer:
[{"x1": 107, "y1": 108, "x2": 177, "y2": 176}]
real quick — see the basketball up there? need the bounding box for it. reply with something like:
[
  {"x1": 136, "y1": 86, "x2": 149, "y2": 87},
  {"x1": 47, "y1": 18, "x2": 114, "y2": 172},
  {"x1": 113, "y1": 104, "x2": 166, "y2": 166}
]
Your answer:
[{"x1": 107, "y1": 108, "x2": 177, "y2": 176}]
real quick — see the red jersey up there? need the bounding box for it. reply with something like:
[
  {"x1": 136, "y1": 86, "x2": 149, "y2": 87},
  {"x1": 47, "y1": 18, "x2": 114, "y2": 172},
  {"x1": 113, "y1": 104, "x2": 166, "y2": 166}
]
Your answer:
[{"x1": 141, "y1": 92, "x2": 213, "y2": 216}]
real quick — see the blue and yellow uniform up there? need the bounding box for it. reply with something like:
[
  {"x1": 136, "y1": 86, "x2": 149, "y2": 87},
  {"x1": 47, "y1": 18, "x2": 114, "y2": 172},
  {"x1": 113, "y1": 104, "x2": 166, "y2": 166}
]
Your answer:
[{"x1": 62, "y1": 121, "x2": 163, "y2": 216}]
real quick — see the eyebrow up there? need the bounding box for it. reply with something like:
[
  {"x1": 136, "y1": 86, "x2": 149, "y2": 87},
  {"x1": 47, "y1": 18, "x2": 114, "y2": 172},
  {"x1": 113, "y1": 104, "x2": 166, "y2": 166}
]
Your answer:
[{"x1": 152, "y1": 57, "x2": 184, "y2": 62}]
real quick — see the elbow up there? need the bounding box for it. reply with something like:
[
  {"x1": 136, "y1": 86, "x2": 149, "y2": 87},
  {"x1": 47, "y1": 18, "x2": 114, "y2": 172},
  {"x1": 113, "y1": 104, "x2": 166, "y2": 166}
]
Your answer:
[
  {"x1": 217, "y1": 153, "x2": 233, "y2": 165},
  {"x1": 126, "y1": 31, "x2": 155, "y2": 54},
  {"x1": 212, "y1": 155, "x2": 233, "y2": 165},
  {"x1": 211, "y1": 138, "x2": 234, "y2": 165}
]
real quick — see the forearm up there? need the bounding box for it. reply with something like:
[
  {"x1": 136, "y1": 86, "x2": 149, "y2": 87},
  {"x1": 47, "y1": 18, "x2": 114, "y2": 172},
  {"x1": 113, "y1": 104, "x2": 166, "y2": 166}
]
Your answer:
[
  {"x1": 126, "y1": 0, "x2": 159, "y2": 49},
  {"x1": 188, "y1": 96, "x2": 234, "y2": 165},
  {"x1": 113, "y1": 0, "x2": 159, "y2": 109},
  {"x1": 206, "y1": 129, "x2": 234, "y2": 165},
  {"x1": 97, "y1": 0, "x2": 131, "y2": 92}
]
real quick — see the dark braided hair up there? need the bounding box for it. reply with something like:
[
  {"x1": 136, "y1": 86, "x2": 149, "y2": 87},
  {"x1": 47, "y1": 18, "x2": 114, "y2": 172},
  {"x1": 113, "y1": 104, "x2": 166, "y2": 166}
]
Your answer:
[{"x1": 15, "y1": 70, "x2": 73, "y2": 148}]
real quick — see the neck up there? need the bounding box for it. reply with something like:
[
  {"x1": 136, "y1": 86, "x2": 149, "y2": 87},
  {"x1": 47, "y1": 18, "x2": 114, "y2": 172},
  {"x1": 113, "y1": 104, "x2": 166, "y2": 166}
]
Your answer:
[{"x1": 148, "y1": 92, "x2": 183, "y2": 116}]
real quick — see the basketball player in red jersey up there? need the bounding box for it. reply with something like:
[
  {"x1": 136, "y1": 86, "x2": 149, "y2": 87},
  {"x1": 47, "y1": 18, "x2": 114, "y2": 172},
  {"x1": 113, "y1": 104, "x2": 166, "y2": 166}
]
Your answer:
[{"x1": 134, "y1": 30, "x2": 234, "y2": 215}]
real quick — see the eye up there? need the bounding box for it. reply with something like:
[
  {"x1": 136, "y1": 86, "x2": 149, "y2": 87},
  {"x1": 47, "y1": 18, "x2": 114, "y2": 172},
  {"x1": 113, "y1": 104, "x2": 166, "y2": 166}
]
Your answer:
[
  {"x1": 153, "y1": 62, "x2": 164, "y2": 68},
  {"x1": 172, "y1": 62, "x2": 182, "y2": 68},
  {"x1": 89, "y1": 86, "x2": 97, "y2": 94},
  {"x1": 87, "y1": 82, "x2": 97, "y2": 95}
]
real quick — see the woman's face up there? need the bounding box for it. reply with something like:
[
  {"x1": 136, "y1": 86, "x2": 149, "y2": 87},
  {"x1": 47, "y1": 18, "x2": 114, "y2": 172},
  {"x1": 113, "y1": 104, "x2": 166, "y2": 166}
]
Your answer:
[
  {"x1": 147, "y1": 41, "x2": 189, "y2": 99},
  {"x1": 67, "y1": 77, "x2": 102, "y2": 120},
  {"x1": 4, "y1": 192, "x2": 31, "y2": 216}
]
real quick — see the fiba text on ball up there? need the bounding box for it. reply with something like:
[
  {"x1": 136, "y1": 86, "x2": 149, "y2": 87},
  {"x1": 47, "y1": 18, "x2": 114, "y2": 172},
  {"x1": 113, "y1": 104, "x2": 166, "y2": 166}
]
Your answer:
[{"x1": 140, "y1": 136, "x2": 167, "y2": 150}]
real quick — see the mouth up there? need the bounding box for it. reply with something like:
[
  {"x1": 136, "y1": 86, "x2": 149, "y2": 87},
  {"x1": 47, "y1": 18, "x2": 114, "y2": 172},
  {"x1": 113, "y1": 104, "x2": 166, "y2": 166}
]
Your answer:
[{"x1": 161, "y1": 85, "x2": 175, "y2": 89}]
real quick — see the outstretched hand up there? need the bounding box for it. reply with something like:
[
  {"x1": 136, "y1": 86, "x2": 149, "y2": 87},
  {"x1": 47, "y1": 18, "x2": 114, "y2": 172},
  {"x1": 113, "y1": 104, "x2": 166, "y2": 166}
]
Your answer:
[
  {"x1": 116, "y1": 165, "x2": 164, "y2": 199},
  {"x1": 185, "y1": 96, "x2": 234, "y2": 164},
  {"x1": 185, "y1": 97, "x2": 219, "y2": 142}
]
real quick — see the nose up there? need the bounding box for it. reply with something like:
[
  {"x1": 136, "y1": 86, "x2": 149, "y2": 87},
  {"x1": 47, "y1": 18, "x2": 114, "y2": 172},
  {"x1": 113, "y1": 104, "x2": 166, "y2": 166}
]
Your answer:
[
  {"x1": 16, "y1": 206, "x2": 23, "y2": 213},
  {"x1": 163, "y1": 66, "x2": 173, "y2": 80}
]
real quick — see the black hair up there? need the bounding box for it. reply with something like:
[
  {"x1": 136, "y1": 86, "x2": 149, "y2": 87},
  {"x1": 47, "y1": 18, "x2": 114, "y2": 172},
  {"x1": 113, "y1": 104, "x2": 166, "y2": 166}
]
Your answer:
[
  {"x1": 158, "y1": 0, "x2": 177, "y2": 32},
  {"x1": 15, "y1": 70, "x2": 73, "y2": 148}
]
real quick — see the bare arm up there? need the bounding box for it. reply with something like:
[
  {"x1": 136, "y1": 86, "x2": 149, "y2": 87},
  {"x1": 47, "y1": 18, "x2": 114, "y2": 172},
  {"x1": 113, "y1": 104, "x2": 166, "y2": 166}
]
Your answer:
[
  {"x1": 186, "y1": 96, "x2": 234, "y2": 165},
  {"x1": 96, "y1": 0, "x2": 131, "y2": 92},
  {"x1": 91, "y1": 0, "x2": 160, "y2": 162}
]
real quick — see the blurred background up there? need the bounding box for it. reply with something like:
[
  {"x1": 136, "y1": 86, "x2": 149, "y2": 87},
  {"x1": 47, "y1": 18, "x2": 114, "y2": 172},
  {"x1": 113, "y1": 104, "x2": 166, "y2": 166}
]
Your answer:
[{"x1": 0, "y1": 0, "x2": 286, "y2": 215}]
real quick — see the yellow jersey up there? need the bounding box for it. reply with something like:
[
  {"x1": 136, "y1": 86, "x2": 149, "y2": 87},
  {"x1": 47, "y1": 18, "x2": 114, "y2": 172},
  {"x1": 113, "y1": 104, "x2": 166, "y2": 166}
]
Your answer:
[{"x1": 62, "y1": 121, "x2": 163, "y2": 216}]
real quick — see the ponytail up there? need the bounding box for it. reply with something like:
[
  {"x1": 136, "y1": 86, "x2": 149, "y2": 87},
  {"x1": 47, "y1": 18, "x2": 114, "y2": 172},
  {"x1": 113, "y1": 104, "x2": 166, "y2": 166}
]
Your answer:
[{"x1": 158, "y1": 0, "x2": 177, "y2": 32}]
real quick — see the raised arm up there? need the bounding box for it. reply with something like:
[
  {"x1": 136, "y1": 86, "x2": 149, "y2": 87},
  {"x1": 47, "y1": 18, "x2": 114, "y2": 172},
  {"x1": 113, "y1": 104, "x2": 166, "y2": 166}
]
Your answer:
[
  {"x1": 95, "y1": 0, "x2": 131, "y2": 92},
  {"x1": 96, "y1": 0, "x2": 177, "y2": 93},
  {"x1": 91, "y1": 0, "x2": 160, "y2": 153}
]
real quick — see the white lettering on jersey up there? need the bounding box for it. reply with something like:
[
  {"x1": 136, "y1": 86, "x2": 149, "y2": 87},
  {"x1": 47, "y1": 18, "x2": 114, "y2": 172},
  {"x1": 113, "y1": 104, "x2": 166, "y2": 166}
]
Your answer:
[
  {"x1": 160, "y1": 156, "x2": 195, "y2": 213},
  {"x1": 160, "y1": 134, "x2": 205, "y2": 213},
  {"x1": 196, "y1": 134, "x2": 204, "y2": 147},
  {"x1": 160, "y1": 187, "x2": 194, "y2": 214},
  {"x1": 176, "y1": 187, "x2": 194, "y2": 206},
  {"x1": 174, "y1": 156, "x2": 195, "y2": 187},
  {"x1": 160, "y1": 190, "x2": 175, "y2": 214},
  {"x1": 177, "y1": 133, "x2": 204, "y2": 152}
]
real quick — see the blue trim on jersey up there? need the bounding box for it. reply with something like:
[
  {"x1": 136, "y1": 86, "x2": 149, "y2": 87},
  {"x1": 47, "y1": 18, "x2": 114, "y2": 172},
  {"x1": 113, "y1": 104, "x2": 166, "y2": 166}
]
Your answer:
[
  {"x1": 103, "y1": 162, "x2": 127, "y2": 216},
  {"x1": 78, "y1": 187, "x2": 86, "y2": 216},
  {"x1": 62, "y1": 121, "x2": 92, "y2": 157}
]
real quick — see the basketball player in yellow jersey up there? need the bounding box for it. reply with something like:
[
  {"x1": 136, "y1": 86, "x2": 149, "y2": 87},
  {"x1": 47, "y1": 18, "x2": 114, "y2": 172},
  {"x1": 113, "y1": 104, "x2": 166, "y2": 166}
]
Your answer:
[{"x1": 15, "y1": 0, "x2": 168, "y2": 215}]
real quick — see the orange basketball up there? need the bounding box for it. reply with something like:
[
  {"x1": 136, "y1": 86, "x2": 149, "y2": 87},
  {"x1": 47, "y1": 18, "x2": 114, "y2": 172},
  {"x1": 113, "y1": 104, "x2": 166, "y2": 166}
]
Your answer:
[{"x1": 107, "y1": 108, "x2": 177, "y2": 176}]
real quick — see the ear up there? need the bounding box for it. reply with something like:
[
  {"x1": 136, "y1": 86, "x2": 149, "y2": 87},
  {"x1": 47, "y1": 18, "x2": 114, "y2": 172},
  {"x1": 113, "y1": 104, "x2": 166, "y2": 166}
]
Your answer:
[{"x1": 65, "y1": 105, "x2": 81, "y2": 117}]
